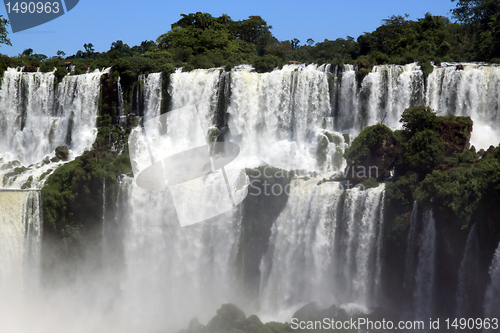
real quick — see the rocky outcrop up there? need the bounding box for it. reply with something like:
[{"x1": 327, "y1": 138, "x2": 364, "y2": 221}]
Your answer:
[
  {"x1": 436, "y1": 115, "x2": 472, "y2": 156},
  {"x1": 55, "y1": 146, "x2": 69, "y2": 161},
  {"x1": 343, "y1": 124, "x2": 400, "y2": 182}
]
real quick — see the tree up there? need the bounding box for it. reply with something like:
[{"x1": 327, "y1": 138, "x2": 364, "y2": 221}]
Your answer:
[
  {"x1": 84, "y1": 43, "x2": 94, "y2": 54},
  {"x1": 400, "y1": 106, "x2": 437, "y2": 136},
  {"x1": 451, "y1": 0, "x2": 500, "y2": 27},
  {"x1": 57, "y1": 50, "x2": 66, "y2": 58},
  {"x1": 290, "y1": 38, "x2": 300, "y2": 50},
  {"x1": 232, "y1": 16, "x2": 273, "y2": 54},
  {"x1": 22, "y1": 48, "x2": 34, "y2": 56},
  {"x1": 0, "y1": 15, "x2": 11, "y2": 46},
  {"x1": 451, "y1": 0, "x2": 500, "y2": 59}
]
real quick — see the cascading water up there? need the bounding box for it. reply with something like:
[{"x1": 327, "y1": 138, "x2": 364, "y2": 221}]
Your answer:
[
  {"x1": 456, "y1": 223, "x2": 480, "y2": 318},
  {"x1": 0, "y1": 190, "x2": 42, "y2": 294},
  {"x1": 404, "y1": 201, "x2": 418, "y2": 290},
  {"x1": 123, "y1": 72, "x2": 245, "y2": 331},
  {"x1": 0, "y1": 68, "x2": 108, "y2": 189},
  {"x1": 483, "y1": 241, "x2": 500, "y2": 319},
  {"x1": 1, "y1": 60, "x2": 500, "y2": 332},
  {"x1": 426, "y1": 63, "x2": 500, "y2": 149},
  {"x1": 117, "y1": 76, "x2": 127, "y2": 128},
  {"x1": 169, "y1": 68, "x2": 222, "y2": 128},
  {"x1": 413, "y1": 209, "x2": 437, "y2": 322},
  {"x1": 336, "y1": 63, "x2": 424, "y2": 133},
  {"x1": 140, "y1": 73, "x2": 163, "y2": 122},
  {"x1": 259, "y1": 180, "x2": 385, "y2": 319},
  {"x1": 0, "y1": 68, "x2": 106, "y2": 165},
  {"x1": 334, "y1": 62, "x2": 500, "y2": 149},
  {"x1": 228, "y1": 64, "x2": 334, "y2": 170}
]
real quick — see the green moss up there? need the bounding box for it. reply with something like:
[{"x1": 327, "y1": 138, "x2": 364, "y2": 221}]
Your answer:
[
  {"x1": 2, "y1": 166, "x2": 28, "y2": 186},
  {"x1": 342, "y1": 133, "x2": 350, "y2": 145},
  {"x1": 21, "y1": 176, "x2": 33, "y2": 189}
]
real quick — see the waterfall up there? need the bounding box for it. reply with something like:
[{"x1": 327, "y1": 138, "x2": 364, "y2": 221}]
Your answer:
[
  {"x1": 483, "y1": 241, "x2": 500, "y2": 319},
  {"x1": 227, "y1": 64, "x2": 333, "y2": 170},
  {"x1": 426, "y1": 64, "x2": 500, "y2": 149},
  {"x1": 336, "y1": 63, "x2": 424, "y2": 133},
  {"x1": 0, "y1": 68, "x2": 106, "y2": 165},
  {"x1": 456, "y1": 224, "x2": 480, "y2": 318},
  {"x1": 0, "y1": 190, "x2": 42, "y2": 294},
  {"x1": 259, "y1": 180, "x2": 385, "y2": 319},
  {"x1": 117, "y1": 76, "x2": 127, "y2": 128},
  {"x1": 119, "y1": 182, "x2": 241, "y2": 332},
  {"x1": 123, "y1": 72, "x2": 245, "y2": 331},
  {"x1": 168, "y1": 67, "x2": 223, "y2": 129},
  {"x1": 140, "y1": 73, "x2": 163, "y2": 122},
  {"x1": 404, "y1": 201, "x2": 419, "y2": 290},
  {"x1": 0, "y1": 68, "x2": 108, "y2": 189},
  {"x1": 413, "y1": 209, "x2": 437, "y2": 321},
  {"x1": 333, "y1": 62, "x2": 500, "y2": 148}
]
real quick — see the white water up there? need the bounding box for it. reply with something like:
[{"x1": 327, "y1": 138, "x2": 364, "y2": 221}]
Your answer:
[
  {"x1": 0, "y1": 68, "x2": 108, "y2": 189},
  {"x1": 228, "y1": 64, "x2": 333, "y2": 170},
  {"x1": 2, "y1": 62, "x2": 500, "y2": 332},
  {"x1": 456, "y1": 224, "x2": 479, "y2": 318},
  {"x1": 0, "y1": 190, "x2": 42, "y2": 295},
  {"x1": 259, "y1": 180, "x2": 385, "y2": 320},
  {"x1": 169, "y1": 68, "x2": 222, "y2": 130},
  {"x1": 139, "y1": 73, "x2": 163, "y2": 122},
  {"x1": 404, "y1": 201, "x2": 418, "y2": 290},
  {"x1": 426, "y1": 63, "x2": 500, "y2": 149},
  {"x1": 335, "y1": 62, "x2": 500, "y2": 149},
  {"x1": 483, "y1": 241, "x2": 500, "y2": 319},
  {"x1": 337, "y1": 63, "x2": 424, "y2": 132},
  {"x1": 413, "y1": 209, "x2": 437, "y2": 321}
]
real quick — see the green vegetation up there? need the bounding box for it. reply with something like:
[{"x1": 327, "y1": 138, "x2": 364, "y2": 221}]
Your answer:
[
  {"x1": 416, "y1": 146, "x2": 499, "y2": 228},
  {"x1": 180, "y1": 304, "x2": 292, "y2": 333},
  {"x1": 344, "y1": 123, "x2": 393, "y2": 166},
  {"x1": 0, "y1": 15, "x2": 11, "y2": 47},
  {"x1": 41, "y1": 76, "x2": 132, "y2": 282},
  {"x1": 397, "y1": 106, "x2": 444, "y2": 178},
  {"x1": 0, "y1": 1, "x2": 499, "y2": 87},
  {"x1": 381, "y1": 105, "x2": 499, "y2": 238},
  {"x1": 360, "y1": 177, "x2": 379, "y2": 190}
]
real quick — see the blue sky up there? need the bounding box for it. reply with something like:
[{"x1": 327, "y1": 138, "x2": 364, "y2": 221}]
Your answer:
[{"x1": 0, "y1": 0, "x2": 456, "y2": 57}]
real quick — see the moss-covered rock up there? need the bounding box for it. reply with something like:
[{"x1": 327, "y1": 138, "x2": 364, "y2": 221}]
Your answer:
[
  {"x1": 21, "y1": 176, "x2": 33, "y2": 189},
  {"x1": 55, "y1": 146, "x2": 69, "y2": 161},
  {"x1": 344, "y1": 123, "x2": 399, "y2": 181}
]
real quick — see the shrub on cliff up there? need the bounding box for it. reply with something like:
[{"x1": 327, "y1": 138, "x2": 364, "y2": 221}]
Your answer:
[
  {"x1": 344, "y1": 123, "x2": 394, "y2": 166},
  {"x1": 400, "y1": 105, "x2": 437, "y2": 136},
  {"x1": 416, "y1": 145, "x2": 500, "y2": 228},
  {"x1": 401, "y1": 129, "x2": 445, "y2": 176},
  {"x1": 396, "y1": 106, "x2": 445, "y2": 178}
]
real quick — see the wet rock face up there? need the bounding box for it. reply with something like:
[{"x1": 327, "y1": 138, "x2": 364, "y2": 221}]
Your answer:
[{"x1": 55, "y1": 146, "x2": 69, "y2": 161}]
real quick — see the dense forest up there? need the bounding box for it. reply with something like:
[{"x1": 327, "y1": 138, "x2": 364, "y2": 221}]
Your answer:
[{"x1": 0, "y1": 0, "x2": 499, "y2": 80}]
